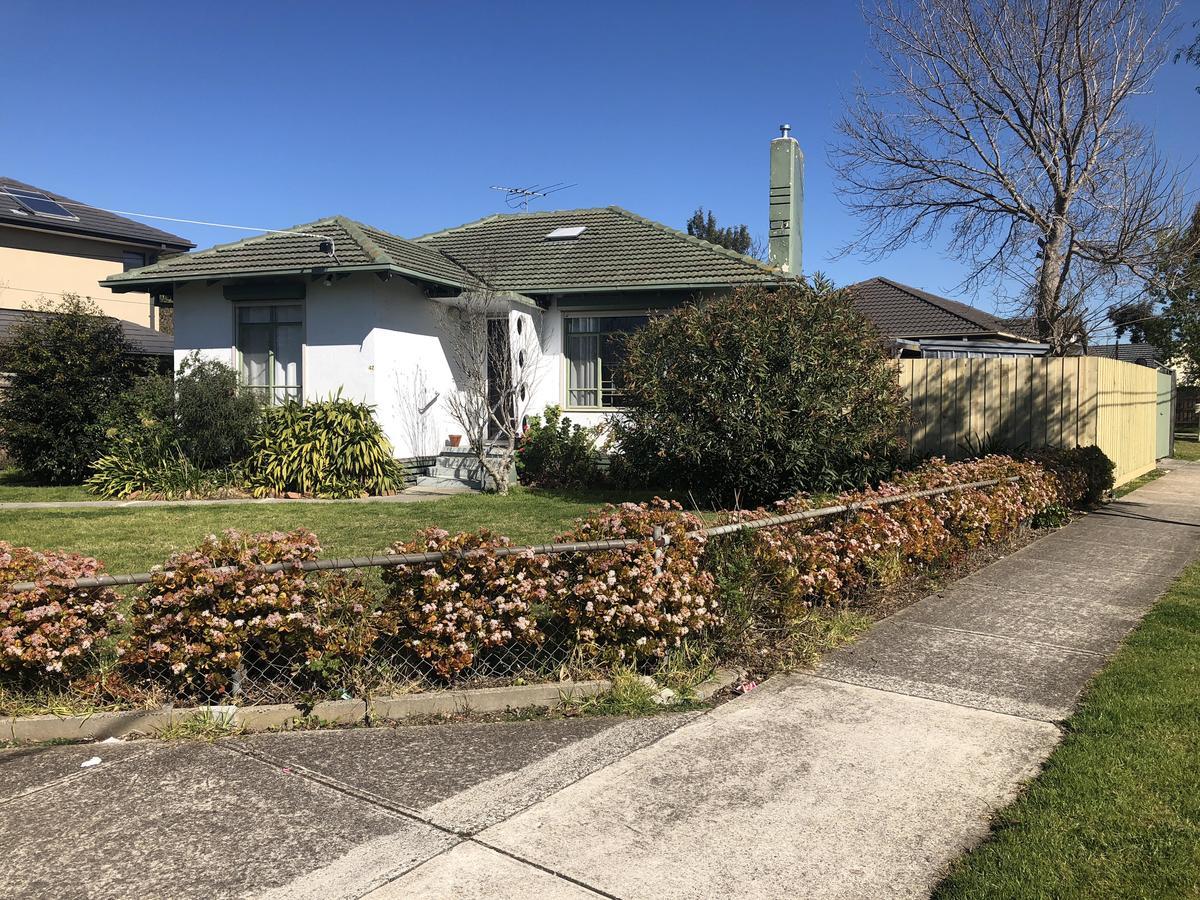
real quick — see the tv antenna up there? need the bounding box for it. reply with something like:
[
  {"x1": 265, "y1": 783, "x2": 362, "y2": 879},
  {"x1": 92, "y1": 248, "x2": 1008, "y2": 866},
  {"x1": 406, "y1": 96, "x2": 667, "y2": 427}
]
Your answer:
[{"x1": 490, "y1": 182, "x2": 577, "y2": 212}]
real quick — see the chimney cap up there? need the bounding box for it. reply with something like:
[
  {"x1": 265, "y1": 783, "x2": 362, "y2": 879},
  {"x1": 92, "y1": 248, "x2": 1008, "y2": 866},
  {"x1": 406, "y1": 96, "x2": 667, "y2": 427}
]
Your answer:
[{"x1": 779, "y1": 123, "x2": 792, "y2": 138}]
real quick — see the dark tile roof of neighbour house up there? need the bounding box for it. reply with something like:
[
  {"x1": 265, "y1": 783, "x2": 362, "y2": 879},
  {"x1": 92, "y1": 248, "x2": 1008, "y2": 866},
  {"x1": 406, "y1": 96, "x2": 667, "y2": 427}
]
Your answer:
[
  {"x1": 414, "y1": 206, "x2": 786, "y2": 292},
  {"x1": 846, "y1": 277, "x2": 1027, "y2": 341},
  {"x1": 0, "y1": 308, "x2": 172, "y2": 357},
  {"x1": 1086, "y1": 341, "x2": 1165, "y2": 366},
  {"x1": 0, "y1": 177, "x2": 193, "y2": 251},
  {"x1": 104, "y1": 207, "x2": 788, "y2": 295},
  {"x1": 104, "y1": 216, "x2": 471, "y2": 292}
]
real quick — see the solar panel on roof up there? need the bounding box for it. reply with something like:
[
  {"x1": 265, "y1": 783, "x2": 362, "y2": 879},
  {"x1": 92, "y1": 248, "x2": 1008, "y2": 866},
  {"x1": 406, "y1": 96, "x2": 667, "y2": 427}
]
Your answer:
[{"x1": 3, "y1": 187, "x2": 78, "y2": 220}]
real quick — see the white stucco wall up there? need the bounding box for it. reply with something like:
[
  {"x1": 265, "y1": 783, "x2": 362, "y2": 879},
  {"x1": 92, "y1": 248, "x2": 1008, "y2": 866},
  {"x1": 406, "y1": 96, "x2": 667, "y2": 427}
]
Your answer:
[{"x1": 172, "y1": 275, "x2": 467, "y2": 459}]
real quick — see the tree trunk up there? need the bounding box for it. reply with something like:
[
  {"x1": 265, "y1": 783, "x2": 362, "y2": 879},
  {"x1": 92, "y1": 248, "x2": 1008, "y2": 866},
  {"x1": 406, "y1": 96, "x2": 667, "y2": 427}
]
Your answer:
[{"x1": 1035, "y1": 225, "x2": 1071, "y2": 355}]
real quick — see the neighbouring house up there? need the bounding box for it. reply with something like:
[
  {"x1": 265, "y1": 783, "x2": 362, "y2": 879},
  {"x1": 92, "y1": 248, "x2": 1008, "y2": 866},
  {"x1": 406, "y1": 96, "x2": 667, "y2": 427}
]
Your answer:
[
  {"x1": 846, "y1": 277, "x2": 1049, "y2": 358},
  {"x1": 0, "y1": 177, "x2": 193, "y2": 329},
  {"x1": 0, "y1": 308, "x2": 173, "y2": 368},
  {"x1": 100, "y1": 126, "x2": 1040, "y2": 466},
  {"x1": 1085, "y1": 341, "x2": 1168, "y2": 369}
]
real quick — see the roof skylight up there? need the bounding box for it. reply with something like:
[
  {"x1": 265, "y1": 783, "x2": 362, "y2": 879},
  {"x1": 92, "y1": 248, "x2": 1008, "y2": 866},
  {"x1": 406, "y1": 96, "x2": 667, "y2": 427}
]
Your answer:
[
  {"x1": 3, "y1": 187, "x2": 79, "y2": 221},
  {"x1": 545, "y1": 225, "x2": 586, "y2": 240}
]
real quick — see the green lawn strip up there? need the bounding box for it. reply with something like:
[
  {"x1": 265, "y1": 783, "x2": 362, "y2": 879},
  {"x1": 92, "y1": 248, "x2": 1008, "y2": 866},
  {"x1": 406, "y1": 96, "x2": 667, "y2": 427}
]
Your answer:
[
  {"x1": 0, "y1": 488, "x2": 653, "y2": 573},
  {"x1": 934, "y1": 561, "x2": 1200, "y2": 900},
  {"x1": 1172, "y1": 434, "x2": 1200, "y2": 462},
  {"x1": 0, "y1": 470, "x2": 94, "y2": 503},
  {"x1": 1113, "y1": 468, "x2": 1166, "y2": 498}
]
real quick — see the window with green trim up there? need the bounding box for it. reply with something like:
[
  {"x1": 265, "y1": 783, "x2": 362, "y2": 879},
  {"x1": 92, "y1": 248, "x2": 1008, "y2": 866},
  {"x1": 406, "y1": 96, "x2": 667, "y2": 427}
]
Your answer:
[
  {"x1": 236, "y1": 303, "x2": 303, "y2": 405},
  {"x1": 564, "y1": 315, "x2": 648, "y2": 408}
]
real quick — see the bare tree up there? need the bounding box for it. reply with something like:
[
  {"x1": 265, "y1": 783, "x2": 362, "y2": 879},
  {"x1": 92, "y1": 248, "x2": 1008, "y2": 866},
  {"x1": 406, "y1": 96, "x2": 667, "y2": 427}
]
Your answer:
[
  {"x1": 833, "y1": 0, "x2": 1186, "y2": 353},
  {"x1": 439, "y1": 282, "x2": 542, "y2": 494}
]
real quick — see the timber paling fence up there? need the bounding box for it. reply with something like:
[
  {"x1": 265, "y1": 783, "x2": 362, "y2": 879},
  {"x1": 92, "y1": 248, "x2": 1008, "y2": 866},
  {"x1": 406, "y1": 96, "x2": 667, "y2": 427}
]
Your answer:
[
  {"x1": 899, "y1": 357, "x2": 1158, "y2": 486},
  {"x1": 1, "y1": 477, "x2": 1019, "y2": 706}
]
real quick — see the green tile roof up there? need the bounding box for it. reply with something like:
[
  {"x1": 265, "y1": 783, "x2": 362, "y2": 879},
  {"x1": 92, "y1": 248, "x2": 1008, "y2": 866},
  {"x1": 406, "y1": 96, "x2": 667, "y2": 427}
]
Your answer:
[
  {"x1": 104, "y1": 207, "x2": 787, "y2": 294},
  {"x1": 103, "y1": 216, "x2": 469, "y2": 291},
  {"x1": 416, "y1": 206, "x2": 785, "y2": 292}
]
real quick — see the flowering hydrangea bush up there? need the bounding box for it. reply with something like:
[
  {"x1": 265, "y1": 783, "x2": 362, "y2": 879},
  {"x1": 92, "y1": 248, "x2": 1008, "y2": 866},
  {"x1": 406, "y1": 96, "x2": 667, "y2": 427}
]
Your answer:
[
  {"x1": 120, "y1": 529, "x2": 374, "y2": 697},
  {"x1": 381, "y1": 529, "x2": 546, "y2": 678},
  {"x1": 547, "y1": 499, "x2": 720, "y2": 663},
  {"x1": 0, "y1": 543, "x2": 119, "y2": 680}
]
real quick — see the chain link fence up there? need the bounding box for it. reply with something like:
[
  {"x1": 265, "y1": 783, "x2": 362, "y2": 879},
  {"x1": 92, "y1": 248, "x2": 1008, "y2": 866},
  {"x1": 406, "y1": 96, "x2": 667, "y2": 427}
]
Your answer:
[{"x1": 0, "y1": 477, "x2": 1016, "y2": 716}]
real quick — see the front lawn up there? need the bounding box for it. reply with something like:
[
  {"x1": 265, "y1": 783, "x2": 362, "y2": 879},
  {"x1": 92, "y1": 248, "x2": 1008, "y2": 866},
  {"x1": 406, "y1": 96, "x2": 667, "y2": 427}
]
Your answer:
[
  {"x1": 0, "y1": 488, "x2": 652, "y2": 573},
  {"x1": 934, "y1": 559, "x2": 1200, "y2": 899},
  {"x1": 0, "y1": 470, "x2": 94, "y2": 503}
]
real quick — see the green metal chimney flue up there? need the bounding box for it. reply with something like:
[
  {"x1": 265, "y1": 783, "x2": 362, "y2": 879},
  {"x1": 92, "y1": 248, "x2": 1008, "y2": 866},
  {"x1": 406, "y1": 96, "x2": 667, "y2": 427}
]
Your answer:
[{"x1": 769, "y1": 124, "x2": 804, "y2": 274}]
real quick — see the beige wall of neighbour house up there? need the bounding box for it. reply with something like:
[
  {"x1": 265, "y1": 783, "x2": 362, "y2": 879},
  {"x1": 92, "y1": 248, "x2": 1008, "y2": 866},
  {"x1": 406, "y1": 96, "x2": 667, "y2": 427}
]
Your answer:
[{"x1": 0, "y1": 227, "x2": 154, "y2": 326}]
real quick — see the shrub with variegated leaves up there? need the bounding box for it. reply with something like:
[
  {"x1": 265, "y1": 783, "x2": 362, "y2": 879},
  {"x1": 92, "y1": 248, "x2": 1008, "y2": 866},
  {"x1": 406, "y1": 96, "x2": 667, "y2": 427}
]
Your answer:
[
  {"x1": 380, "y1": 529, "x2": 546, "y2": 678},
  {"x1": 547, "y1": 498, "x2": 720, "y2": 663},
  {"x1": 0, "y1": 542, "x2": 119, "y2": 680}
]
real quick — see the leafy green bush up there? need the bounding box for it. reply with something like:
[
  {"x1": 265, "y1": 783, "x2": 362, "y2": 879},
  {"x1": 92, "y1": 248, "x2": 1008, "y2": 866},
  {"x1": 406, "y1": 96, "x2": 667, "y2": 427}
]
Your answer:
[
  {"x1": 86, "y1": 431, "x2": 247, "y2": 500},
  {"x1": 174, "y1": 353, "x2": 260, "y2": 468},
  {"x1": 247, "y1": 395, "x2": 402, "y2": 498},
  {"x1": 517, "y1": 406, "x2": 603, "y2": 488},
  {"x1": 1026, "y1": 446, "x2": 1115, "y2": 506},
  {"x1": 611, "y1": 278, "x2": 907, "y2": 505},
  {"x1": 0, "y1": 296, "x2": 146, "y2": 483}
]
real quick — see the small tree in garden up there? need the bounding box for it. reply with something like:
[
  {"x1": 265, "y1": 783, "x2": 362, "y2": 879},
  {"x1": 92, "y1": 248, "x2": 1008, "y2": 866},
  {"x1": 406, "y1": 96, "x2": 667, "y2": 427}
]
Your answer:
[
  {"x1": 0, "y1": 296, "x2": 144, "y2": 483},
  {"x1": 440, "y1": 284, "x2": 542, "y2": 494},
  {"x1": 612, "y1": 278, "x2": 907, "y2": 505}
]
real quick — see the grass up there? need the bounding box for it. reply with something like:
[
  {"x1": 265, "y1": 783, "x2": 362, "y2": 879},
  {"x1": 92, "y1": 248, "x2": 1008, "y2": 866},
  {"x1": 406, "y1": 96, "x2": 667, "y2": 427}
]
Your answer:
[
  {"x1": 0, "y1": 469, "x2": 94, "y2": 503},
  {"x1": 0, "y1": 487, "x2": 649, "y2": 573},
  {"x1": 1113, "y1": 468, "x2": 1166, "y2": 498},
  {"x1": 1173, "y1": 430, "x2": 1200, "y2": 462},
  {"x1": 933, "y1": 559, "x2": 1200, "y2": 899},
  {"x1": 155, "y1": 710, "x2": 245, "y2": 741}
]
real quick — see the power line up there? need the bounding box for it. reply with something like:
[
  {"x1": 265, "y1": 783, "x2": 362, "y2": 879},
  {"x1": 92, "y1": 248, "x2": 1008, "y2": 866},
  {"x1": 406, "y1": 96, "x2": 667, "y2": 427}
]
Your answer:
[
  {"x1": 0, "y1": 188, "x2": 338, "y2": 258},
  {"x1": 0, "y1": 283, "x2": 154, "y2": 308}
]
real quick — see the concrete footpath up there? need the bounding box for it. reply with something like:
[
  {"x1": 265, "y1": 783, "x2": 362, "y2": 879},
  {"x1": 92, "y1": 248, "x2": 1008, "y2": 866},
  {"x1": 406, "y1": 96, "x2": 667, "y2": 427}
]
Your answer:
[{"x1": 3, "y1": 463, "x2": 1199, "y2": 899}]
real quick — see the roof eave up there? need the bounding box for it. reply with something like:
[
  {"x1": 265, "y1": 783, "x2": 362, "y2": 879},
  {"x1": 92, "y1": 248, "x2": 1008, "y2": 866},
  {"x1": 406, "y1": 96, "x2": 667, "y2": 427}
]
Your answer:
[
  {"x1": 1, "y1": 218, "x2": 194, "y2": 252},
  {"x1": 102, "y1": 263, "x2": 465, "y2": 293}
]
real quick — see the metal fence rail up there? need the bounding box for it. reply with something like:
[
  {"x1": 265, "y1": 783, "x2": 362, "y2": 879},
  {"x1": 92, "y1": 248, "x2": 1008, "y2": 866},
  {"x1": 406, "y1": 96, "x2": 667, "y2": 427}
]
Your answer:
[{"x1": 3, "y1": 477, "x2": 1018, "y2": 592}]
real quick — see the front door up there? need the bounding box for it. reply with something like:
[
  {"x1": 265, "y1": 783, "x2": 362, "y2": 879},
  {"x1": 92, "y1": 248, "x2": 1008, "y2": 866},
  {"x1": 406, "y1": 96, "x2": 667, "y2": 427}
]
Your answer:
[{"x1": 486, "y1": 317, "x2": 512, "y2": 440}]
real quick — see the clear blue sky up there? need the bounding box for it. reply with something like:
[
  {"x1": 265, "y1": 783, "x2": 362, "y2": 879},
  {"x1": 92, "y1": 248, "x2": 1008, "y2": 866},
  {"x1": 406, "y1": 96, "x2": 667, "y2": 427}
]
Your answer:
[{"x1": 3, "y1": 0, "x2": 1198, "y2": 313}]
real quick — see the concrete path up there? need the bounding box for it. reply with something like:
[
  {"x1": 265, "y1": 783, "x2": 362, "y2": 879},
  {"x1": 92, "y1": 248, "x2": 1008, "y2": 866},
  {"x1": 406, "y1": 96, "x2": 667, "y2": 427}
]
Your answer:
[
  {"x1": 0, "y1": 486, "x2": 471, "y2": 510},
  {"x1": 3, "y1": 463, "x2": 1198, "y2": 899}
]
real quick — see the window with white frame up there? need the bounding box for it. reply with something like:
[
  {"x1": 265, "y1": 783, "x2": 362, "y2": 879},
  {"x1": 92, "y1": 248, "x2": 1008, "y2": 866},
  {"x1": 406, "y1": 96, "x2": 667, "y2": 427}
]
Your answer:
[
  {"x1": 564, "y1": 314, "x2": 648, "y2": 408},
  {"x1": 236, "y1": 303, "x2": 303, "y2": 405}
]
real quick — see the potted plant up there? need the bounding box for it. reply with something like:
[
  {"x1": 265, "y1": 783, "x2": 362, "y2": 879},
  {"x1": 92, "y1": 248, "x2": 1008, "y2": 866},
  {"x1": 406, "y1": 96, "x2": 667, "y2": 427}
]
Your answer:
[{"x1": 448, "y1": 434, "x2": 463, "y2": 448}]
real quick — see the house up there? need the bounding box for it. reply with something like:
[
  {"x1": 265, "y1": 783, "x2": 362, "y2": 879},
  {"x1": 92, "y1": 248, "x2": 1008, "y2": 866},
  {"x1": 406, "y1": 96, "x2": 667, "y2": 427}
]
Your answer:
[
  {"x1": 846, "y1": 277, "x2": 1049, "y2": 358},
  {"x1": 100, "y1": 125, "x2": 1041, "y2": 466},
  {"x1": 0, "y1": 177, "x2": 192, "y2": 328},
  {"x1": 0, "y1": 308, "x2": 173, "y2": 367},
  {"x1": 1086, "y1": 341, "x2": 1167, "y2": 369},
  {"x1": 102, "y1": 130, "x2": 804, "y2": 459}
]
